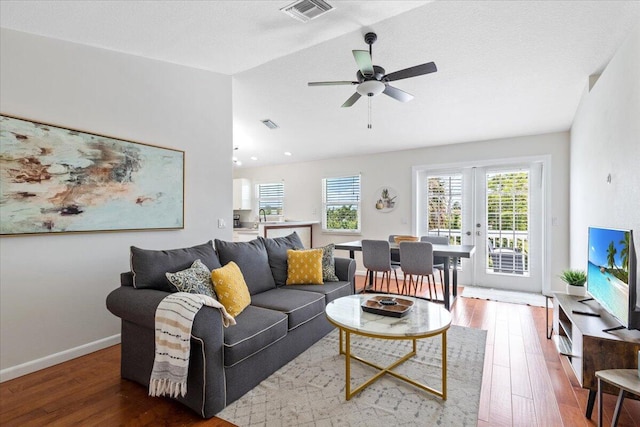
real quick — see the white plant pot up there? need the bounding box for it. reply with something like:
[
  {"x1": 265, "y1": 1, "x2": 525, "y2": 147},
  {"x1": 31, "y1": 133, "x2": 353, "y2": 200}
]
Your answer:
[{"x1": 566, "y1": 284, "x2": 586, "y2": 296}]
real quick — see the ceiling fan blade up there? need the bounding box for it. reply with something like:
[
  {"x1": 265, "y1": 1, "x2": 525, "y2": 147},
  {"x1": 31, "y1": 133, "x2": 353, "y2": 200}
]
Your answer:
[
  {"x1": 383, "y1": 85, "x2": 414, "y2": 102},
  {"x1": 384, "y1": 62, "x2": 437, "y2": 82},
  {"x1": 352, "y1": 50, "x2": 374, "y2": 77},
  {"x1": 308, "y1": 81, "x2": 358, "y2": 86},
  {"x1": 341, "y1": 92, "x2": 361, "y2": 108}
]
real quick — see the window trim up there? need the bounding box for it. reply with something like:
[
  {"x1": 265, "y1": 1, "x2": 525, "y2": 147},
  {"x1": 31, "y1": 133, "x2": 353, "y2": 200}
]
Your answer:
[{"x1": 322, "y1": 174, "x2": 361, "y2": 234}]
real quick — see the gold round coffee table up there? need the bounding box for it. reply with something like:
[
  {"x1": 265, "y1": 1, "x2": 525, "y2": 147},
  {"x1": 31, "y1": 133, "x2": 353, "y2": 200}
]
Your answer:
[{"x1": 325, "y1": 294, "x2": 452, "y2": 401}]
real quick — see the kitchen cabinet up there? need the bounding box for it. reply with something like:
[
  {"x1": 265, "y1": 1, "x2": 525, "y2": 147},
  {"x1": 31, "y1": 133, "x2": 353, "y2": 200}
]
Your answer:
[
  {"x1": 233, "y1": 178, "x2": 251, "y2": 210},
  {"x1": 233, "y1": 230, "x2": 259, "y2": 242}
]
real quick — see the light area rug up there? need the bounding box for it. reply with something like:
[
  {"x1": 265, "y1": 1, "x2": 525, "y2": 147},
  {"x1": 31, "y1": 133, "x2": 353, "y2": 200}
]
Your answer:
[
  {"x1": 461, "y1": 285, "x2": 550, "y2": 307},
  {"x1": 218, "y1": 325, "x2": 486, "y2": 427}
]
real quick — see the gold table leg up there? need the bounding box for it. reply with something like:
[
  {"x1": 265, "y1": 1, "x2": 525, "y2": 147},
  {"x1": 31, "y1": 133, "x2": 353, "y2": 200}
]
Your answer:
[{"x1": 340, "y1": 328, "x2": 448, "y2": 401}]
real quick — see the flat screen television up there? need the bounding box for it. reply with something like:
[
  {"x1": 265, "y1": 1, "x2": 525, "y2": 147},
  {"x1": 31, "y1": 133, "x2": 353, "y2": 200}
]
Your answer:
[{"x1": 587, "y1": 227, "x2": 639, "y2": 330}]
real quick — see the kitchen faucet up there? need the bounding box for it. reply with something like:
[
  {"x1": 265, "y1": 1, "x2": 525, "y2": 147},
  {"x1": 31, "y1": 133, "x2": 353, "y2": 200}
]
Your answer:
[{"x1": 259, "y1": 209, "x2": 267, "y2": 222}]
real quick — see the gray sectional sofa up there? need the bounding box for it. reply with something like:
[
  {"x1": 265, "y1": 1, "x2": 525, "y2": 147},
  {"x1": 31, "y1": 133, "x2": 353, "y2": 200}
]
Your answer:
[{"x1": 106, "y1": 233, "x2": 356, "y2": 418}]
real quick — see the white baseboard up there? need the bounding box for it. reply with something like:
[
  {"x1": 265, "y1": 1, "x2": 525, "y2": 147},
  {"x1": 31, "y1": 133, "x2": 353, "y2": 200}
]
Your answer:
[{"x1": 0, "y1": 334, "x2": 121, "y2": 383}]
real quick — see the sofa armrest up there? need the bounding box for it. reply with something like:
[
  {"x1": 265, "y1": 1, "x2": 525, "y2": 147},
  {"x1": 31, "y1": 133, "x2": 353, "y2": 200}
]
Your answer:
[
  {"x1": 106, "y1": 286, "x2": 227, "y2": 418},
  {"x1": 106, "y1": 286, "x2": 169, "y2": 329},
  {"x1": 334, "y1": 257, "x2": 356, "y2": 292}
]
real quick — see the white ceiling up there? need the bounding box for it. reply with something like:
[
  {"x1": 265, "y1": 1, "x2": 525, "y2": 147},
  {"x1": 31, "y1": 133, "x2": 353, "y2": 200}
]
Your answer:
[{"x1": 2, "y1": 1, "x2": 639, "y2": 168}]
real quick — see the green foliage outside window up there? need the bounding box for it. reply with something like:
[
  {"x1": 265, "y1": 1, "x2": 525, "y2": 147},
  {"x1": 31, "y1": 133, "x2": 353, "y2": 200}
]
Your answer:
[{"x1": 326, "y1": 205, "x2": 358, "y2": 230}]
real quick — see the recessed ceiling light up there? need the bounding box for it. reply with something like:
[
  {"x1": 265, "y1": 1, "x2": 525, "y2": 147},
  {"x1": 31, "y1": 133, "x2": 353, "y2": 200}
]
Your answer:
[
  {"x1": 261, "y1": 119, "x2": 279, "y2": 129},
  {"x1": 250, "y1": 156, "x2": 258, "y2": 161},
  {"x1": 284, "y1": 152, "x2": 292, "y2": 156}
]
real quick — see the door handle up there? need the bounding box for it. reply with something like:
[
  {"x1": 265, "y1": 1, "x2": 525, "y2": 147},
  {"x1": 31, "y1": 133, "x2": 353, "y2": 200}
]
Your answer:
[
  {"x1": 465, "y1": 231, "x2": 471, "y2": 236},
  {"x1": 476, "y1": 231, "x2": 482, "y2": 236}
]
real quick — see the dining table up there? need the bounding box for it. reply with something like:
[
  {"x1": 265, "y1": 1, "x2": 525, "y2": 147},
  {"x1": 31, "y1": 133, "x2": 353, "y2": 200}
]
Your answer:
[{"x1": 334, "y1": 240, "x2": 476, "y2": 310}]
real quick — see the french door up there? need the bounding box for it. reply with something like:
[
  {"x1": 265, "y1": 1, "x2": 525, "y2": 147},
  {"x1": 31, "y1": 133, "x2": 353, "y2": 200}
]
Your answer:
[{"x1": 416, "y1": 161, "x2": 545, "y2": 293}]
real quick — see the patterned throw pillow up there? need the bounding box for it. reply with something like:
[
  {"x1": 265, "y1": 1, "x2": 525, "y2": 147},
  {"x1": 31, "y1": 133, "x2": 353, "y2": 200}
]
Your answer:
[
  {"x1": 165, "y1": 259, "x2": 215, "y2": 298},
  {"x1": 319, "y1": 243, "x2": 339, "y2": 282},
  {"x1": 286, "y1": 249, "x2": 324, "y2": 285},
  {"x1": 211, "y1": 261, "x2": 251, "y2": 317}
]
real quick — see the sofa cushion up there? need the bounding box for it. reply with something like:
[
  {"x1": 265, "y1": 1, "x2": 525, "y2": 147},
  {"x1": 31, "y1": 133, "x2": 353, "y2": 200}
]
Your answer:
[
  {"x1": 131, "y1": 241, "x2": 221, "y2": 292},
  {"x1": 214, "y1": 239, "x2": 276, "y2": 295},
  {"x1": 223, "y1": 305, "x2": 288, "y2": 368},
  {"x1": 211, "y1": 261, "x2": 251, "y2": 317},
  {"x1": 165, "y1": 259, "x2": 215, "y2": 298},
  {"x1": 318, "y1": 243, "x2": 340, "y2": 282},
  {"x1": 250, "y1": 288, "x2": 325, "y2": 331},
  {"x1": 283, "y1": 281, "x2": 352, "y2": 304},
  {"x1": 286, "y1": 248, "x2": 323, "y2": 285},
  {"x1": 260, "y1": 232, "x2": 304, "y2": 286}
]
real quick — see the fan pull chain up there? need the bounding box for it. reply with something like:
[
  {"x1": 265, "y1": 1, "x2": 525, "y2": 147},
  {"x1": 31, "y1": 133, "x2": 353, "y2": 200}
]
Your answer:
[{"x1": 368, "y1": 95, "x2": 372, "y2": 129}]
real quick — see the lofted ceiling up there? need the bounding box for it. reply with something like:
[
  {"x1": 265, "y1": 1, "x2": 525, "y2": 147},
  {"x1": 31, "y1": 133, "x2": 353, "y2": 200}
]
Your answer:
[{"x1": 2, "y1": 1, "x2": 639, "y2": 168}]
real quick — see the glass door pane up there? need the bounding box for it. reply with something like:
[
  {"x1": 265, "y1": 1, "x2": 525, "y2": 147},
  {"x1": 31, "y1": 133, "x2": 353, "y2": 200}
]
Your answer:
[
  {"x1": 485, "y1": 170, "x2": 530, "y2": 276},
  {"x1": 426, "y1": 173, "x2": 463, "y2": 244}
]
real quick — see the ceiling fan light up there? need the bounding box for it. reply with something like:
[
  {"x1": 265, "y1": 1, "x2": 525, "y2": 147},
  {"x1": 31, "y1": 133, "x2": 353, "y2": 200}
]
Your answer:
[{"x1": 356, "y1": 80, "x2": 385, "y2": 97}]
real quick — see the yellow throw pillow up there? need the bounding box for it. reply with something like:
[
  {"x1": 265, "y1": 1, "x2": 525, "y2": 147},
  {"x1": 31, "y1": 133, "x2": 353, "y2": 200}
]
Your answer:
[
  {"x1": 286, "y1": 249, "x2": 324, "y2": 285},
  {"x1": 210, "y1": 261, "x2": 251, "y2": 317}
]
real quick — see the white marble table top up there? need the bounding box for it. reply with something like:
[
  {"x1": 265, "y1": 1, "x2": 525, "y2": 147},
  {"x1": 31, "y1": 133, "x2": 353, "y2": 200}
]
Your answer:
[{"x1": 325, "y1": 294, "x2": 452, "y2": 338}]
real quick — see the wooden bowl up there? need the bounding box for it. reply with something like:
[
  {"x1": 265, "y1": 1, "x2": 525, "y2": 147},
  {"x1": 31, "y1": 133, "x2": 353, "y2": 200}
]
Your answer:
[{"x1": 394, "y1": 235, "x2": 418, "y2": 244}]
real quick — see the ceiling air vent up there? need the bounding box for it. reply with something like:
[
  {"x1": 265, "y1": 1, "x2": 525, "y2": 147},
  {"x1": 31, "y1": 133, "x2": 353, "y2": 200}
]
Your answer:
[
  {"x1": 261, "y1": 119, "x2": 279, "y2": 129},
  {"x1": 281, "y1": 0, "x2": 334, "y2": 23}
]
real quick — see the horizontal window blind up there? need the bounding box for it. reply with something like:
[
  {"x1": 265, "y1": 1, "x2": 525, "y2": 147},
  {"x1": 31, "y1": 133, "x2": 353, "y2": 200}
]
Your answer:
[{"x1": 257, "y1": 182, "x2": 284, "y2": 215}]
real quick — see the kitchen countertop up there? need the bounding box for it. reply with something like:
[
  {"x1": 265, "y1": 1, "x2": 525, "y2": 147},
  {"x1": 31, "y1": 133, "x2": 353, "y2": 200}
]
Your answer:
[{"x1": 234, "y1": 221, "x2": 319, "y2": 233}]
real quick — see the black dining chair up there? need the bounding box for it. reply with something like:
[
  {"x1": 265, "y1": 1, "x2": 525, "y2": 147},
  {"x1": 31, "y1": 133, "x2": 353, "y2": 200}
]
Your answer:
[
  {"x1": 362, "y1": 239, "x2": 400, "y2": 293},
  {"x1": 399, "y1": 241, "x2": 438, "y2": 299}
]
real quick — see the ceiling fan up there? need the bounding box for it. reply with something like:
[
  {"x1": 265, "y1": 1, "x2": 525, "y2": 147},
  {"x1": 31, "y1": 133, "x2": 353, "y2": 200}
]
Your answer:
[{"x1": 308, "y1": 32, "x2": 437, "y2": 110}]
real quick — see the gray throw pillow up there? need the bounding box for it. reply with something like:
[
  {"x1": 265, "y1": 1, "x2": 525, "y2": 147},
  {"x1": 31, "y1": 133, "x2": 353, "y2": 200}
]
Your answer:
[
  {"x1": 318, "y1": 243, "x2": 339, "y2": 282},
  {"x1": 214, "y1": 238, "x2": 276, "y2": 295},
  {"x1": 165, "y1": 259, "x2": 215, "y2": 298},
  {"x1": 260, "y1": 232, "x2": 305, "y2": 286},
  {"x1": 131, "y1": 240, "x2": 221, "y2": 292}
]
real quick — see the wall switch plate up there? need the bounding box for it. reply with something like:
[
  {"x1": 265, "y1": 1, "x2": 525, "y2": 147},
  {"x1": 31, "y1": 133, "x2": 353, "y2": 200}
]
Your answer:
[{"x1": 218, "y1": 218, "x2": 226, "y2": 229}]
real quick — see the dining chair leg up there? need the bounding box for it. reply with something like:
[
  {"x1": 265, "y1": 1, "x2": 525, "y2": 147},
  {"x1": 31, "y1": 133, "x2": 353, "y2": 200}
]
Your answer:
[
  {"x1": 392, "y1": 269, "x2": 399, "y2": 294},
  {"x1": 385, "y1": 271, "x2": 391, "y2": 294},
  {"x1": 431, "y1": 275, "x2": 438, "y2": 300}
]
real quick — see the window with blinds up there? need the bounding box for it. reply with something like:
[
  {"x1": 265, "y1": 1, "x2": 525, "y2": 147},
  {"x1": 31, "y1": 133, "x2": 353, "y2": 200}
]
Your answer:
[
  {"x1": 486, "y1": 170, "x2": 529, "y2": 275},
  {"x1": 322, "y1": 175, "x2": 361, "y2": 232},
  {"x1": 426, "y1": 174, "x2": 463, "y2": 244},
  {"x1": 257, "y1": 182, "x2": 284, "y2": 215}
]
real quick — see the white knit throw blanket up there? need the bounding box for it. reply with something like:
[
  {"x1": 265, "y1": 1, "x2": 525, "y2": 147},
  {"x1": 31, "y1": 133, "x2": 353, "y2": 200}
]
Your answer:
[{"x1": 149, "y1": 292, "x2": 236, "y2": 398}]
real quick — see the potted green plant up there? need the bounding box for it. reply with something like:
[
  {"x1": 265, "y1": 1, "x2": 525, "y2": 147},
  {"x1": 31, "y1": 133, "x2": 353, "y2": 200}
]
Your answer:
[{"x1": 559, "y1": 269, "x2": 587, "y2": 296}]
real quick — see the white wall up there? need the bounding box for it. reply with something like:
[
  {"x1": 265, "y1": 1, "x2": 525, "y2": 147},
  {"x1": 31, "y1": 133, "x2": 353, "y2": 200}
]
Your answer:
[
  {"x1": 235, "y1": 132, "x2": 570, "y2": 290},
  {"x1": 0, "y1": 29, "x2": 233, "y2": 380},
  {"x1": 570, "y1": 25, "x2": 640, "y2": 280}
]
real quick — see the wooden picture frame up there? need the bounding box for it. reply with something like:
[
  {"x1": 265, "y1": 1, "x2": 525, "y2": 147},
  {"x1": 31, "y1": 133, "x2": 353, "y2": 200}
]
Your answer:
[{"x1": 0, "y1": 115, "x2": 184, "y2": 235}]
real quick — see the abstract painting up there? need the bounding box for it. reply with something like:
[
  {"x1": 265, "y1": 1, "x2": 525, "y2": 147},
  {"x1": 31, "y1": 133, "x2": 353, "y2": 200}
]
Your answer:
[{"x1": 0, "y1": 115, "x2": 184, "y2": 235}]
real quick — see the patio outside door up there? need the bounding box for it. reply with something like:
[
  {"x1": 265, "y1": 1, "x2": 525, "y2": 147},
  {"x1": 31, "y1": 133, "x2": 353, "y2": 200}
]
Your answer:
[
  {"x1": 472, "y1": 165, "x2": 542, "y2": 293},
  {"x1": 417, "y1": 161, "x2": 544, "y2": 293}
]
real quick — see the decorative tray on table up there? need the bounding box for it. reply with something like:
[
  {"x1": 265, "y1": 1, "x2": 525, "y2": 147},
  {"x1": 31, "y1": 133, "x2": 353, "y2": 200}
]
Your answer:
[{"x1": 361, "y1": 296, "x2": 415, "y2": 318}]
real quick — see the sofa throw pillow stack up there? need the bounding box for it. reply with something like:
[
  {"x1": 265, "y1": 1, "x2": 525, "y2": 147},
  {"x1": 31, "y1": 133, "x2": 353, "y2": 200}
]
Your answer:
[
  {"x1": 165, "y1": 259, "x2": 215, "y2": 298},
  {"x1": 286, "y1": 249, "x2": 324, "y2": 285},
  {"x1": 130, "y1": 241, "x2": 222, "y2": 292},
  {"x1": 210, "y1": 261, "x2": 251, "y2": 317},
  {"x1": 260, "y1": 233, "x2": 304, "y2": 286}
]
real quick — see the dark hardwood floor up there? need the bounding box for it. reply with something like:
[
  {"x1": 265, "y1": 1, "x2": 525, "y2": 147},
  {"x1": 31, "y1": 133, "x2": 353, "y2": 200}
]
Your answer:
[{"x1": 1, "y1": 275, "x2": 638, "y2": 426}]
